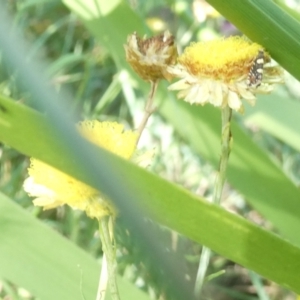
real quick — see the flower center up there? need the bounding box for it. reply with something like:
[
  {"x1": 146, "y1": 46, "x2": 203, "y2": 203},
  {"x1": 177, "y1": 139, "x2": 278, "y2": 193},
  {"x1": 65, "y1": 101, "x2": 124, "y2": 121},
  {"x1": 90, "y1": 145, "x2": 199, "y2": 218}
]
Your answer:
[{"x1": 178, "y1": 37, "x2": 263, "y2": 82}]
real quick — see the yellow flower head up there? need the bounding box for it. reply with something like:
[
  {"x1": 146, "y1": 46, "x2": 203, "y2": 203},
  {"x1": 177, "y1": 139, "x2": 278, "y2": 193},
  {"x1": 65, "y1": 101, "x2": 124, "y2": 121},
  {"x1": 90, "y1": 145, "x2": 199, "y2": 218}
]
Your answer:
[
  {"x1": 23, "y1": 121, "x2": 138, "y2": 220},
  {"x1": 168, "y1": 36, "x2": 284, "y2": 113},
  {"x1": 124, "y1": 31, "x2": 178, "y2": 82}
]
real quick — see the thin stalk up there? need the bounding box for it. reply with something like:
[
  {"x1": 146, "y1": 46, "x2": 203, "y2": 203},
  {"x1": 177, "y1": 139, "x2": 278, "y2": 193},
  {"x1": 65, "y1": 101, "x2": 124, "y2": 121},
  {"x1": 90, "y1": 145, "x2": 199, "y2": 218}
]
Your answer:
[
  {"x1": 136, "y1": 80, "x2": 159, "y2": 145},
  {"x1": 212, "y1": 107, "x2": 232, "y2": 205},
  {"x1": 249, "y1": 271, "x2": 270, "y2": 300},
  {"x1": 97, "y1": 216, "x2": 120, "y2": 300},
  {"x1": 194, "y1": 106, "x2": 232, "y2": 297},
  {"x1": 96, "y1": 253, "x2": 108, "y2": 300}
]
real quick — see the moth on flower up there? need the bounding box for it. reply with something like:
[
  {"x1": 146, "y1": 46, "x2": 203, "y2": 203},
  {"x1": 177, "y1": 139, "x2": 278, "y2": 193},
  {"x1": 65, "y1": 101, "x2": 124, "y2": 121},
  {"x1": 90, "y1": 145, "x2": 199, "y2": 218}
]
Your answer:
[
  {"x1": 23, "y1": 121, "x2": 138, "y2": 220},
  {"x1": 167, "y1": 36, "x2": 284, "y2": 113},
  {"x1": 124, "y1": 30, "x2": 178, "y2": 82},
  {"x1": 247, "y1": 49, "x2": 265, "y2": 87}
]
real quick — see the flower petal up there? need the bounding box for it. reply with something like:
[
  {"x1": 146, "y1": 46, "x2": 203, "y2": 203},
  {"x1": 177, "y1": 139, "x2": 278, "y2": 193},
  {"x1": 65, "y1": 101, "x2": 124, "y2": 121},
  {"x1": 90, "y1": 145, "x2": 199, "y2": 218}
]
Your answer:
[{"x1": 227, "y1": 90, "x2": 242, "y2": 111}]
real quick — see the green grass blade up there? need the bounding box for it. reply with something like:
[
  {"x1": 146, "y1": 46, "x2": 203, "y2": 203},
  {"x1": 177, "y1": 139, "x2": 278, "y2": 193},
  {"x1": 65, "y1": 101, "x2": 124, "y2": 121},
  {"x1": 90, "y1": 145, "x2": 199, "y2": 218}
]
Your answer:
[
  {"x1": 159, "y1": 95, "x2": 300, "y2": 246},
  {"x1": 1, "y1": 94, "x2": 300, "y2": 294},
  {"x1": 61, "y1": 0, "x2": 300, "y2": 247},
  {"x1": 0, "y1": 191, "x2": 150, "y2": 300},
  {"x1": 244, "y1": 95, "x2": 300, "y2": 153},
  {"x1": 2, "y1": 0, "x2": 300, "y2": 296},
  {"x1": 46, "y1": 53, "x2": 86, "y2": 77},
  {"x1": 63, "y1": 0, "x2": 145, "y2": 69},
  {"x1": 206, "y1": 0, "x2": 300, "y2": 81}
]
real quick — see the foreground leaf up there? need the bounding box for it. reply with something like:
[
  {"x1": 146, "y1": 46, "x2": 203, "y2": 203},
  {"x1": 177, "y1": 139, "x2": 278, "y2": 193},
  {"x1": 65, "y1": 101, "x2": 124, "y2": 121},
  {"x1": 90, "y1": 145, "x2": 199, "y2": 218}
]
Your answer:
[
  {"x1": 0, "y1": 191, "x2": 150, "y2": 300},
  {"x1": 61, "y1": 0, "x2": 300, "y2": 247},
  {"x1": 1, "y1": 95, "x2": 300, "y2": 294},
  {"x1": 206, "y1": 0, "x2": 300, "y2": 81}
]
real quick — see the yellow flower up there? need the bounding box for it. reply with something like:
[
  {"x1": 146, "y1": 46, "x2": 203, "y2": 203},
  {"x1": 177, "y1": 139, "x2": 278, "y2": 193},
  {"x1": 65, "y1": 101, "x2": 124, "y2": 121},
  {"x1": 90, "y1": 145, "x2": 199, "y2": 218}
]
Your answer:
[
  {"x1": 168, "y1": 36, "x2": 284, "y2": 113},
  {"x1": 23, "y1": 121, "x2": 138, "y2": 220},
  {"x1": 124, "y1": 30, "x2": 178, "y2": 82}
]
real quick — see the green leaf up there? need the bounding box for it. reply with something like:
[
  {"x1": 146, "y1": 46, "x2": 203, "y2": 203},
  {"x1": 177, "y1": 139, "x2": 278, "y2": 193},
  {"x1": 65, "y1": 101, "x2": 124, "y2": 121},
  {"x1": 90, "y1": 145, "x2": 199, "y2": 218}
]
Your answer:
[
  {"x1": 46, "y1": 53, "x2": 87, "y2": 77},
  {"x1": 2, "y1": 0, "x2": 300, "y2": 296},
  {"x1": 159, "y1": 95, "x2": 300, "y2": 247},
  {"x1": 244, "y1": 95, "x2": 300, "y2": 152},
  {"x1": 0, "y1": 191, "x2": 150, "y2": 300},
  {"x1": 63, "y1": 0, "x2": 144, "y2": 69},
  {"x1": 61, "y1": 0, "x2": 300, "y2": 247},
  {"x1": 206, "y1": 0, "x2": 300, "y2": 81},
  {"x1": 1, "y1": 94, "x2": 300, "y2": 294}
]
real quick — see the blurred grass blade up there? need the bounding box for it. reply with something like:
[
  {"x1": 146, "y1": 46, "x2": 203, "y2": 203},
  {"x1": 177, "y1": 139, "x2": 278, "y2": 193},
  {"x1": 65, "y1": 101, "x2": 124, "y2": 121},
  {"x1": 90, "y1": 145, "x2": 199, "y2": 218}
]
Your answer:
[
  {"x1": 274, "y1": 0, "x2": 300, "y2": 22},
  {"x1": 249, "y1": 271, "x2": 270, "y2": 300},
  {"x1": 1, "y1": 94, "x2": 300, "y2": 294},
  {"x1": 159, "y1": 97, "x2": 300, "y2": 246},
  {"x1": 46, "y1": 53, "x2": 86, "y2": 77},
  {"x1": 63, "y1": 0, "x2": 145, "y2": 69},
  {"x1": 18, "y1": 0, "x2": 60, "y2": 11},
  {"x1": 2, "y1": 0, "x2": 300, "y2": 297},
  {"x1": 0, "y1": 4, "x2": 196, "y2": 300},
  {"x1": 0, "y1": 191, "x2": 150, "y2": 300},
  {"x1": 27, "y1": 16, "x2": 70, "y2": 60},
  {"x1": 93, "y1": 72, "x2": 122, "y2": 115},
  {"x1": 61, "y1": 0, "x2": 300, "y2": 247},
  {"x1": 244, "y1": 95, "x2": 300, "y2": 153},
  {"x1": 206, "y1": 0, "x2": 300, "y2": 81}
]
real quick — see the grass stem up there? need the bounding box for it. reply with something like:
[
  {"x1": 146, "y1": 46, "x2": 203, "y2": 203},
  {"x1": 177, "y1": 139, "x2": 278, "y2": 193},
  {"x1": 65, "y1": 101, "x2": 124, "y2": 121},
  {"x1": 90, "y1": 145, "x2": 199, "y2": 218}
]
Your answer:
[{"x1": 194, "y1": 106, "x2": 232, "y2": 297}]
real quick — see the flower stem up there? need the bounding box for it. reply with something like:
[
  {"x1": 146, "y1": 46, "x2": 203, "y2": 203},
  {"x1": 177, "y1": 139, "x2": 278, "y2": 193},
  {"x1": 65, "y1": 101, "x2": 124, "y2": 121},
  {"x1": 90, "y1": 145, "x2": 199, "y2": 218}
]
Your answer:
[
  {"x1": 194, "y1": 106, "x2": 232, "y2": 297},
  {"x1": 136, "y1": 80, "x2": 159, "y2": 145},
  {"x1": 96, "y1": 253, "x2": 108, "y2": 300},
  {"x1": 97, "y1": 216, "x2": 120, "y2": 300}
]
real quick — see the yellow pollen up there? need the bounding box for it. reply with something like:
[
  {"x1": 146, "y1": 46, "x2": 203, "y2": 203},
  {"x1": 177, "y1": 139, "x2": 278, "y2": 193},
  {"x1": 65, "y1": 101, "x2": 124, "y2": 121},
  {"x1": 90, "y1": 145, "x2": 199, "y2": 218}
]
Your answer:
[{"x1": 178, "y1": 36, "x2": 264, "y2": 81}]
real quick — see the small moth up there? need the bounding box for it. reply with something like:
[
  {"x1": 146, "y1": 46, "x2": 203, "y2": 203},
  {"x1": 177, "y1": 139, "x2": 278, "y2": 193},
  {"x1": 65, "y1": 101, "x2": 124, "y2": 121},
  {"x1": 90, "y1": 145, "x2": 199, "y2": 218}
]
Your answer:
[{"x1": 247, "y1": 50, "x2": 264, "y2": 88}]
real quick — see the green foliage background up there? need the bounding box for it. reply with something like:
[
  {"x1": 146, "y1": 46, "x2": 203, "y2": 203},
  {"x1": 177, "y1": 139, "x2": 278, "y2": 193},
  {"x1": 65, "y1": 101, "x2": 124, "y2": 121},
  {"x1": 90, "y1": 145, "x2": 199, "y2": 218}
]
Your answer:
[{"x1": 0, "y1": 0, "x2": 300, "y2": 299}]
